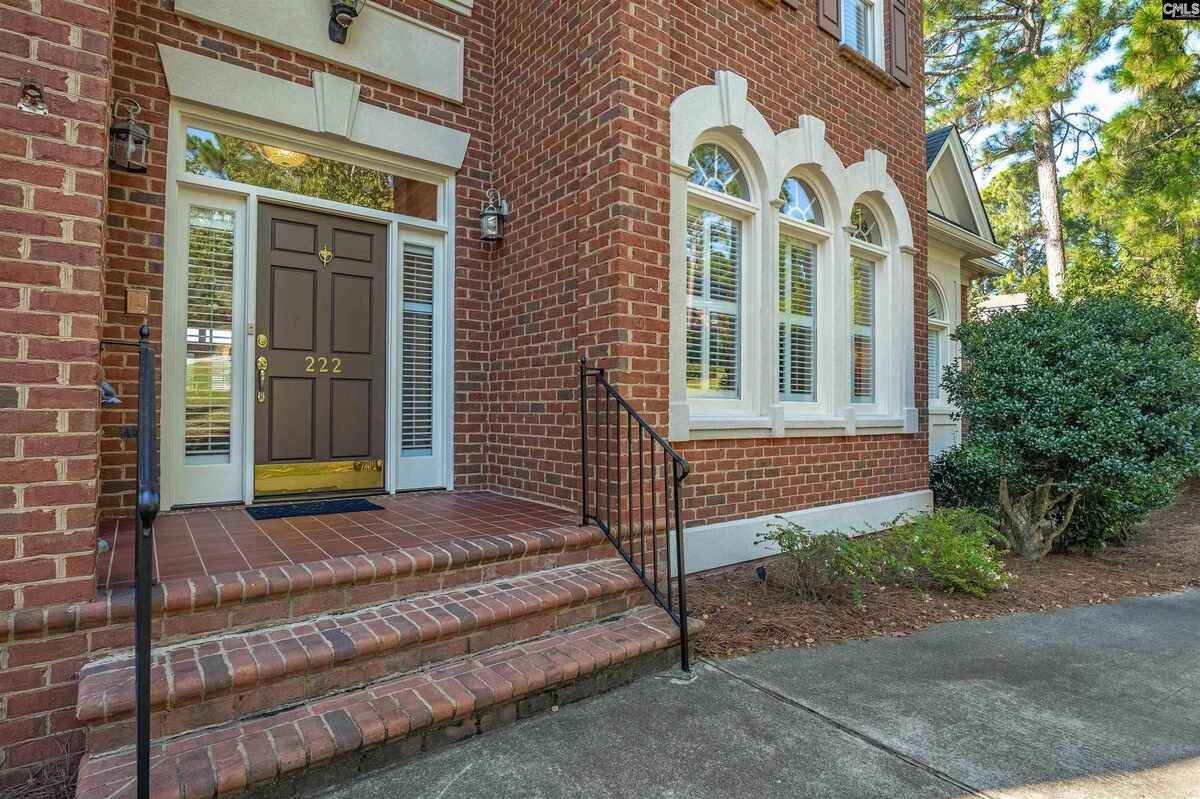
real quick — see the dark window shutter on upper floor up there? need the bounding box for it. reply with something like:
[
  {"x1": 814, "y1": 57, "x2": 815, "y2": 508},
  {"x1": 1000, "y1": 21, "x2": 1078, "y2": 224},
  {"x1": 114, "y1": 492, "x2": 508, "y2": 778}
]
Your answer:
[
  {"x1": 817, "y1": 0, "x2": 841, "y2": 39},
  {"x1": 889, "y1": 0, "x2": 912, "y2": 86}
]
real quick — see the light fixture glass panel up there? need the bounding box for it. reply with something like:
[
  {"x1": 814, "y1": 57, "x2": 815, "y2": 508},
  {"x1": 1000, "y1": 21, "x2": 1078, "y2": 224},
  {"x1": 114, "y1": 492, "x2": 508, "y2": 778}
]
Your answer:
[{"x1": 185, "y1": 127, "x2": 439, "y2": 220}]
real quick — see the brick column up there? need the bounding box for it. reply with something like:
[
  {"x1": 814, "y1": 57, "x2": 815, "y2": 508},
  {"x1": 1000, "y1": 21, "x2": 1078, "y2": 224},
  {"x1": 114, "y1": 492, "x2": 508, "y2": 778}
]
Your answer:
[{"x1": 0, "y1": 0, "x2": 114, "y2": 614}]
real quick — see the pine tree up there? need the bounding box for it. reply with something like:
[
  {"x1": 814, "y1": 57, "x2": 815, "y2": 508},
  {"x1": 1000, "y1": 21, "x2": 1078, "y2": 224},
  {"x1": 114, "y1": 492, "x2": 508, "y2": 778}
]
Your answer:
[{"x1": 925, "y1": 0, "x2": 1130, "y2": 296}]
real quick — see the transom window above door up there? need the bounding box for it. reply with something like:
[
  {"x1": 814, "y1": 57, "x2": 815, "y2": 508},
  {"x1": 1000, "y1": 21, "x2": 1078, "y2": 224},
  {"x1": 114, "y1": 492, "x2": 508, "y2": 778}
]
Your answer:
[{"x1": 184, "y1": 127, "x2": 440, "y2": 221}]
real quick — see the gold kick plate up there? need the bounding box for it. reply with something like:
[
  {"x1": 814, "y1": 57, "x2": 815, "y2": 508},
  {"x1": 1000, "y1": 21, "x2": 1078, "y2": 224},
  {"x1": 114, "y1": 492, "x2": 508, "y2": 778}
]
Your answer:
[{"x1": 254, "y1": 460, "x2": 385, "y2": 497}]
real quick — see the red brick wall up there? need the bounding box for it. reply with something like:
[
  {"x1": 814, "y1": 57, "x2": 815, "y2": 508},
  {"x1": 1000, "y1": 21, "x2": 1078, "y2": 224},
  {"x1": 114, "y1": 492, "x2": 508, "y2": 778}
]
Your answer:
[
  {"x1": 603, "y1": 0, "x2": 931, "y2": 526},
  {"x1": 0, "y1": 0, "x2": 116, "y2": 782},
  {"x1": 0, "y1": 0, "x2": 113, "y2": 611},
  {"x1": 97, "y1": 0, "x2": 499, "y2": 515}
]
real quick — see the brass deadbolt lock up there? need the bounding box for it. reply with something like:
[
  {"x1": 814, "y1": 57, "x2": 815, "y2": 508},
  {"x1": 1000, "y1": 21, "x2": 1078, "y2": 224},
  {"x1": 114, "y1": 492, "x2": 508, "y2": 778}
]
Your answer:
[{"x1": 256, "y1": 334, "x2": 268, "y2": 349}]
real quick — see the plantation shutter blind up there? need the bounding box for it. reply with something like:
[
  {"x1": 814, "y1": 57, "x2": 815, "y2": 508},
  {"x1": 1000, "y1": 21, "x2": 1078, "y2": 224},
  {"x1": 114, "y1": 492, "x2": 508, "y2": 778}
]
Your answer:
[
  {"x1": 401, "y1": 244, "x2": 435, "y2": 456},
  {"x1": 685, "y1": 206, "x2": 740, "y2": 398},
  {"x1": 851, "y1": 256, "x2": 875, "y2": 403},
  {"x1": 928, "y1": 332, "x2": 942, "y2": 401},
  {"x1": 184, "y1": 207, "x2": 236, "y2": 461},
  {"x1": 778, "y1": 235, "x2": 816, "y2": 402},
  {"x1": 888, "y1": 0, "x2": 911, "y2": 85}
]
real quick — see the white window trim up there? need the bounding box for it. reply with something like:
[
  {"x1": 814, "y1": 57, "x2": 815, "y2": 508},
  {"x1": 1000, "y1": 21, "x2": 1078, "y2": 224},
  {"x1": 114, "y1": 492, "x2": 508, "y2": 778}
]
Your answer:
[
  {"x1": 927, "y1": 272, "x2": 959, "y2": 416},
  {"x1": 682, "y1": 138, "x2": 765, "y2": 423},
  {"x1": 774, "y1": 193, "x2": 834, "y2": 420},
  {"x1": 161, "y1": 102, "x2": 457, "y2": 510},
  {"x1": 668, "y1": 72, "x2": 917, "y2": 442}
]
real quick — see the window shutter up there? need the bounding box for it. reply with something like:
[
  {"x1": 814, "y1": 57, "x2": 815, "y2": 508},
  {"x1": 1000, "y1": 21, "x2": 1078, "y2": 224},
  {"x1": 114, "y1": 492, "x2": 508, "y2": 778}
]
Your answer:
[
  {"x1": 851, "y1": 257, "x2": 875, "y2": 403},
  {"x1": 818, "y1": 0, "x2": 841, "y2": 39},
  {"x1": 778, "y1": 235, "x2": 816, "y2": 402},
  {"x1": 684, "y1": 206, "x2": 741, "y2": 398},
  {"x1": 401, "y1": 244, "x2": 435, "y2": 456},
  {"x1": 888, "y1": 0, "x2": 911, "y2": 86}
]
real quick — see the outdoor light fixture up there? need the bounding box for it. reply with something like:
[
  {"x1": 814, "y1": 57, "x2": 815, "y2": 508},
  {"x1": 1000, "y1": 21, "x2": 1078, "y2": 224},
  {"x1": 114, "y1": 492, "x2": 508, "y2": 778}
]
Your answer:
[
  {"x1": 328, "y1": 0, "x2": 367, "y2": 44},
  {"x1": 108, "y1": 98, "x2": 149, "y2": 173},
  {"x1": 257, "y1": 144, "x2": 310, "y2": 168},
  {"x1": 17, "y1": 77, "x2": 47, "y2": 116},
  {"x1": 480, "y1": 188, "x2": 508, "y2": 242}
]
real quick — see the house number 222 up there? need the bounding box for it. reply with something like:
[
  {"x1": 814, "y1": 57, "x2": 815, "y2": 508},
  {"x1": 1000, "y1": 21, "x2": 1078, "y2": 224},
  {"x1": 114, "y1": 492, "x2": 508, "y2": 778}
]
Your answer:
[{"x1": 304, "y1": 356, "x2": 343, "y2": 373}]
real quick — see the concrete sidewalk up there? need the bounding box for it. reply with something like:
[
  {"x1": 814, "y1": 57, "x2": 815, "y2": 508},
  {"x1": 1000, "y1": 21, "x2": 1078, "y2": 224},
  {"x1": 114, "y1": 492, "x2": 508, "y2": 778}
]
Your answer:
[{"x1": 312, "y1": 591, "x2": 1200, "y2": 799}]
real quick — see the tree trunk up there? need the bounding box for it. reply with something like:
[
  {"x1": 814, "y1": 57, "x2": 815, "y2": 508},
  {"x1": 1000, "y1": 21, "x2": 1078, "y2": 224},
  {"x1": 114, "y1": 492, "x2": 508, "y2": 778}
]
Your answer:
[
  {"x1": 1032, "y1": 107, "x2": 1066, "y2": 298},
  {"x1": 998, "y1": 477, "x2": 1079, "y2": 560}
]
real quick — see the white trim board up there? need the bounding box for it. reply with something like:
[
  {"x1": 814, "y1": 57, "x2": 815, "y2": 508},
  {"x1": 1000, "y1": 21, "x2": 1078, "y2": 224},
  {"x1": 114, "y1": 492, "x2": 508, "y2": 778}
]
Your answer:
[
  {"x1": 678, "y1": 490, "x2": 933, "y2": 574},
  {"x1": 173, "y1": 0, "x2": 465, "y2": 103},
  {"x1": 158, "y1": 46, "x2": 470, "y2": 171}
]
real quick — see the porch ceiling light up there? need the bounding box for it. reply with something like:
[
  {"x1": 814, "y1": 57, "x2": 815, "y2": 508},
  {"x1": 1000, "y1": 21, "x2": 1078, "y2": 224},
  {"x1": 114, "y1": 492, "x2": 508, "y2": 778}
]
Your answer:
[
  {"x1": 329, "y1": 0, "x2": 367, "y2": 44},
  {"x1": 109, "y1": 98, "x2": 149, "y2": 173},
  {"x1": 257, "y1": 144, "x2": 310, "y2": 168},
  {"x1": 480, "y1": 188, "x2": 508, "y2": 242}
]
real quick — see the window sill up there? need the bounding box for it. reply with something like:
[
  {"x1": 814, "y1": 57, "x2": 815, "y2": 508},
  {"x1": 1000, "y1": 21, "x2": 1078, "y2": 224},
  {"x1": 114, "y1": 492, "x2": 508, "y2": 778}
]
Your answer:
[
  {"x1": 678, "y1": 412, "x2": 910, "y2": 440},
  {"x1": 837, "y1": 44, "x2": 899, "y2": 90}
]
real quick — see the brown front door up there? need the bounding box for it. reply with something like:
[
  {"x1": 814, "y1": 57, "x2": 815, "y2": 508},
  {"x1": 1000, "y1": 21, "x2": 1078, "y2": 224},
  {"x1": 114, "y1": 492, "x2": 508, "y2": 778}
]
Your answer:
[{"x1": 253, "y1": 203, "x2": 387, "y2": 497}]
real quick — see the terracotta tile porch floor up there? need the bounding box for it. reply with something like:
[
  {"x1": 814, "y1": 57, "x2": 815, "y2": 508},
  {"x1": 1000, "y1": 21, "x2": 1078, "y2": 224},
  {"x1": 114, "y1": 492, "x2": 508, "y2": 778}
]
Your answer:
[{"x1": 96, "y1": 491, "x2": 577, "y2": 590}]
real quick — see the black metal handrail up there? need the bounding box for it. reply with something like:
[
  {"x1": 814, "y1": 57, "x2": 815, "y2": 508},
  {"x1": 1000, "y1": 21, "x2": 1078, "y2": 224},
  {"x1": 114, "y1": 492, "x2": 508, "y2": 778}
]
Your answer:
[
  {"x1": 579, "y1": 359, "x2": 691, "y2": 671},
  {"x1": 101, "y1": 324, "x2": 158, "y2": 799}
]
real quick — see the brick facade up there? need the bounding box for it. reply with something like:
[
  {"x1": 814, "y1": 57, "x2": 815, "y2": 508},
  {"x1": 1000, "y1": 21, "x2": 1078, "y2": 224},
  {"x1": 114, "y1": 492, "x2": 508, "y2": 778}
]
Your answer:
[{"x1": 0, "y1": 0, "x2": 930, "y2": 785}]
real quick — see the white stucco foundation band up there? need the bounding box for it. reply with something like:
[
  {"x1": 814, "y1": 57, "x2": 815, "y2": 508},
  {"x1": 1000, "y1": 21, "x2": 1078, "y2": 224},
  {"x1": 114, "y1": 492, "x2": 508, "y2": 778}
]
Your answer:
[{"x1": 677, "y1": 489, "x2": 933, "y2": 574}]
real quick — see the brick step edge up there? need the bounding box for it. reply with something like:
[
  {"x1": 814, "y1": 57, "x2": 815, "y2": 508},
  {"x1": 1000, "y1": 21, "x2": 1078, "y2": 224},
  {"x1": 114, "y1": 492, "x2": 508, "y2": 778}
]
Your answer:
[
  {"x1": 2, "y1": 525, "x2": 607, "y2": 643},
  {"x1": 75, "y1": 606, "x2": 691, "y2": 799},
  {"x1": 76, "y1": 559, "x2": 645, "y2": 726}
]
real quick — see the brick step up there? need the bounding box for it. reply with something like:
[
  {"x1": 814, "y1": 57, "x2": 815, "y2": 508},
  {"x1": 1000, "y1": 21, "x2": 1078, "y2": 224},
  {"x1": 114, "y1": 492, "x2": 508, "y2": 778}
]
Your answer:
[
  {"x1": 2, "y1": 525, "x2": 610, "y2": 653},
  {"x1": 75, "y1": 605, "x2": 687, "y2": 799},
  {"x1": 76, "y1": 560, "x2": 647, "y2": 753}
]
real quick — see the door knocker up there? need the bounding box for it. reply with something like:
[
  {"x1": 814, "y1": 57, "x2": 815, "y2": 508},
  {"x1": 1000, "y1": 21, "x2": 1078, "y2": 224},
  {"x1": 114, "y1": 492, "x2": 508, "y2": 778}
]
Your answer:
[{"x1": 318, "y1": 246, "x2": 333, "y2": 267}]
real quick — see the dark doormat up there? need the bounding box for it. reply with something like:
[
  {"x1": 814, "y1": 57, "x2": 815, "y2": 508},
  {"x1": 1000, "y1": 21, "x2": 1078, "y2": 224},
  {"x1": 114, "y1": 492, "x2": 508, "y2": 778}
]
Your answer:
[{"x1": 245, "y1": 498, "x2": 385, "y2": 521}]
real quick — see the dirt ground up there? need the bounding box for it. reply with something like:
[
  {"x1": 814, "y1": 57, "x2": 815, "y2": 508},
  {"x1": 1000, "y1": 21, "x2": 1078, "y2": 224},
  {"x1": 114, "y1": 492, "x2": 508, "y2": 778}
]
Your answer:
[{"x1": 690, "y1": 480, "x2": 1200, "y2": 659}]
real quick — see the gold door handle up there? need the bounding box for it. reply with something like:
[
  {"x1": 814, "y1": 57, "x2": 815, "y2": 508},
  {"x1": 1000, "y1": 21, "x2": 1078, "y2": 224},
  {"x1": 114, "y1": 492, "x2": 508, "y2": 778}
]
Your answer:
[{"x1": 256, "y1": 356, "x2": 268, "y2": 402}]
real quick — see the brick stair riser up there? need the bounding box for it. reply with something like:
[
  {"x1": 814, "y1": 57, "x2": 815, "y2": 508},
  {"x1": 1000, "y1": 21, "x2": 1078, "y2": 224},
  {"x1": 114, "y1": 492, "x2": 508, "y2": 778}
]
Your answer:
[
  {"x1": 82, "y1": 587, "x2": 648, "y2": 755},
  {"x1": 253, "y1": 645, "x2": 682, "y2": 799},
  {"x1": 75, "y1": 607, "x2": 690, "y2": 799},
  {"x1": 2, "y1": 531, "x2": 613, "y2": 657}
]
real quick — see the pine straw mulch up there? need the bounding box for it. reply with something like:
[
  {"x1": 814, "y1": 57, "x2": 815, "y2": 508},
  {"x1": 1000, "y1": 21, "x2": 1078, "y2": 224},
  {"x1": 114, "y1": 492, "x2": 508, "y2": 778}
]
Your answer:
[{"x1": 690, "y1": 480, "x2": 1200, "y2": 659}]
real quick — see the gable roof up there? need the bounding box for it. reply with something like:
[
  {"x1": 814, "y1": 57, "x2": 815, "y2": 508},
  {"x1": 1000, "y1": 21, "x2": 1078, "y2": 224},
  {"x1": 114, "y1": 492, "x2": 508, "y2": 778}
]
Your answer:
[
  {"x1": 925, "y1": 125, "x2": 995, "y2": 245},
  {"x1": 926, "y1": 126, "x2": 953, "y2": 170}
]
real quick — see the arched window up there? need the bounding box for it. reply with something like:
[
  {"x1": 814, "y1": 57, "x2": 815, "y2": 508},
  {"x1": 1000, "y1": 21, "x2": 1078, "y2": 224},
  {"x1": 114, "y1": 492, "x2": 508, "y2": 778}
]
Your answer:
[
  {"x1": 849, "y1": 202, "x2": 884, "y2": 405},
  {"x1": 685, "y1": 144, "x2": 752, "y2": 397},
  {"x1": 777, "y1": 178, "x2": 825, "y2": 402},
  {"x1": 779, "y1": 177, "x2": 823, "y2": 224},
  {"x1": 927, "y1": 279, "x2": 948, "y2": 403}
]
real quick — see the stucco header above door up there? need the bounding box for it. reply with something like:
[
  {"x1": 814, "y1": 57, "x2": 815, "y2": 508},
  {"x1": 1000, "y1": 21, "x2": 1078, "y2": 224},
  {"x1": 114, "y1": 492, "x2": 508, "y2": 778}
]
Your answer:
[
  {"x1": 174, "y1": 0, "x2": 465, "y2": 103},
  {"x1": 159, "y1": 46, "x2": 470, "y2": 171}
]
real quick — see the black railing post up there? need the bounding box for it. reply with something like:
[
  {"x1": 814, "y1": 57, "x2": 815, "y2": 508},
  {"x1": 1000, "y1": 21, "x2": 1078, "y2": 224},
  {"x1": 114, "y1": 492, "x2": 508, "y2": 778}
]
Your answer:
[
  {"x1": 579, "y1": 358, "x2": 588, "y2": 526},
  {"x1": 673, "y1": 459, "x2": 689, "y2": 673},
  {"x1": 134, "y1": 323, "x2": 159, "y2": 799}
]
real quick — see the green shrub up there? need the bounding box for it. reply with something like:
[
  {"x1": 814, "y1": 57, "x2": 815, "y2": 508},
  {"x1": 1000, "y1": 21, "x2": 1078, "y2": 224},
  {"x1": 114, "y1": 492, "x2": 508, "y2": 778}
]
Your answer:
[
  {"x1": 754, "y1": 523, "x2": 889, "y2": 605},
  {"x1": 931, "y1": 442, "x2": 1186, "y2": 552},
  {"x1": 943, "y1": 295, "x2": 1200, "y2": 558},
  {"x1": 879, "y1": 509, "x2": 1011, "y2": 597},
  {"x1": 757, "y1": 508, "x2": 1011, "y2": 604}
]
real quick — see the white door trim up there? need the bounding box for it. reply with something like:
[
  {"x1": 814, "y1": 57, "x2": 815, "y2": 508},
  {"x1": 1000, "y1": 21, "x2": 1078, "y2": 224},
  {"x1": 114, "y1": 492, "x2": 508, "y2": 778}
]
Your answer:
[{"x1": 161, "y1": 103, "x2": 455, "y2": 509}]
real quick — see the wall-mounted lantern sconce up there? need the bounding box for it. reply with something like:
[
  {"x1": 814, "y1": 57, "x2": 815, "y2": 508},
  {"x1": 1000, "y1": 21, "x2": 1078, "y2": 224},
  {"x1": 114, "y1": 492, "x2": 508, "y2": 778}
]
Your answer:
[
  {"x1": 480, "y1": 188, "x2": 508, "y2": 242},
  {"x1": 329, "y1": 0, "x2": 367, "y2": 44},
  {"x1": 109, "y1": 98, "x2": 149, "y2": 173},
  {"x1": 17, "y1": 77, "x2": 47, "y2": 116}
]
